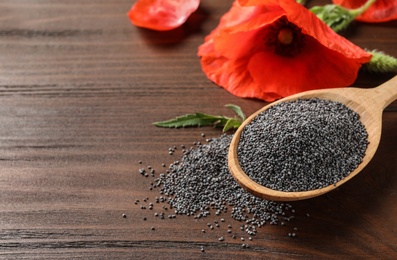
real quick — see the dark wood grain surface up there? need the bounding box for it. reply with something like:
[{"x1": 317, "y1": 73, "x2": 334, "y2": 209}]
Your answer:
[{"x1": 0, "y1": 0, "x2": 396, "y2": 259}]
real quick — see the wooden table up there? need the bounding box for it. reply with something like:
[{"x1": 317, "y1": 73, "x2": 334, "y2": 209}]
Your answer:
[{"x1": 1, "y1": 0, "x2": 396, "y2": 258}]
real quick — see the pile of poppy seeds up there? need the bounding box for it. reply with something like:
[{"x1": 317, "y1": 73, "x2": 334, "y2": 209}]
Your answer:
[
  {"x1": 237, "y1": 98, "x2": 368, "y2": 192},
  {"x1": 136, "y1": 134, "x2": 298, "y2": 249}
]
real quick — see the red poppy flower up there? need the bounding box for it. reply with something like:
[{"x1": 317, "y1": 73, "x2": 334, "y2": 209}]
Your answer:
[
  {"x1": 128, "y1": 0, "x2": 200, "y2": 31},
  {"x1": 332, "y1": 0, "x2": 397, "y2": 23},
  {"x1": 197, "y1": 0, "x2": 372, "y2": 102}
]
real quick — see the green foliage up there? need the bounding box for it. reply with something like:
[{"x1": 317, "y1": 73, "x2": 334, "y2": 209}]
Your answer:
[
  {"x1": 153, "y1": 104, "x2": 246, "y2": 132},
  {"x1": 311, "y1": 4, "x2": 355, "y2": 33},
  {"x1": 364, "y1": 50, "x2": 397, "y2": 73}
]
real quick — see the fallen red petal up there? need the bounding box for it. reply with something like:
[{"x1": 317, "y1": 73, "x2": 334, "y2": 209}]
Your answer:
[
  {"x1": 128, "y1": 0, "x2": 200, "y2": 31},
  {"x1": 333, "y1": 0, "x2": 397, "y2": 22}
]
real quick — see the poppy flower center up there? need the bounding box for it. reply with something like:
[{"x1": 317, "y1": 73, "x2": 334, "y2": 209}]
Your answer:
[
  {"x1": 265, "y1": 17, "x2": 306, "y2": 57},
  {"x1": 277, "y1": 28, "x2": 294, "y2": 45}
]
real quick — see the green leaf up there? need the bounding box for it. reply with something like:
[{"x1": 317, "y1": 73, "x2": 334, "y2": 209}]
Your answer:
[
  {"x1": 311, "y1": 5, "x2": 354, "y2": 33},
  {"x1": 153, "y1": 104, "x2": 246, "y2": 132},
  {"x1": 310, "y1": 0, "x2": 376, "y2": 33},
  {"x1": 153, "y1": 113, "x2": 226, "y2": 128},
  {"x1": 222, "y1": 118, "x2": 242, "y2": 132},
  {"x1": 225, "y1": 104, "x2": 246, "y2": 121}
]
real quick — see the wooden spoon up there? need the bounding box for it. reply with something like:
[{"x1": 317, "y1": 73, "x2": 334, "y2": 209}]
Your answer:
[{"x1": 228, "y1": 76, "x2": 397, "y2": 201}]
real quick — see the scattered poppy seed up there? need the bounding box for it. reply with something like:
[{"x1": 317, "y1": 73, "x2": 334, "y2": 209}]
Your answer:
[
  {"x1": 122, "y1": 214, "x2": 127, "y2": 218},
  {"x1": 139, "y1": 134, "x2": 295, "y2": 243},
  {"x1": 238, "y1": 98, "x2": 368, "y2": 192}
]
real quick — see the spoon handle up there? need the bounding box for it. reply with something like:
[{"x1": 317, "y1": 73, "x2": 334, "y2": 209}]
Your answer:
[{"x1": 372, "y1": 76, "x2": 397, "y2": 110}]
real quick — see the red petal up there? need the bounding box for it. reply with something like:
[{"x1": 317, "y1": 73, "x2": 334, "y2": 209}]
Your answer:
[
  {"x1": 280, "y1": 1, "x2": 371, "y2": 63},
  {"x1": 198, "y1": 0, "x2": 372, "y2": 102},
  {"x1": 333, "y1": 0, "x2": 397, "y2": 22},
  {"x1": 247, "y1": 36, "x2": 366, "y2": 99},
  {"x1": 128, "y1": 0, "x2": 200, "y2": 31}
]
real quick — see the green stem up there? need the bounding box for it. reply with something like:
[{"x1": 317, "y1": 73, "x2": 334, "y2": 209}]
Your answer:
[
  {"x1": 296, "y1": 0, "x2": 306, "y2": 5},
  {"x1": 349, "y1": 0, "x2": 376, "y2": 18}
]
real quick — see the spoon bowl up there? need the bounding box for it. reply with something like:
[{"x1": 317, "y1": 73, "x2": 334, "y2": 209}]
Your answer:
[{"x1": 228, "y1": 76, "x2": 397, "y2": 201}]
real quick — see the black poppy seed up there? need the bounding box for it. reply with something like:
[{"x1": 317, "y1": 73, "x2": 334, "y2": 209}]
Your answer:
[
  {"x1": 122, "y1": 214, "x2": 127, "y2": 218},
  {"x1": 151, "y1": 227, "x2": 155, "y2": 230},
  {"x1": 145, "y1": 134, "x2": 295, "y2": 239},
  {"x1": 218, "y1": 236, "x2": 224, "y2": 241},
  {"x1": 237, "y1": 98, "x2": 368, "y2": 192}
]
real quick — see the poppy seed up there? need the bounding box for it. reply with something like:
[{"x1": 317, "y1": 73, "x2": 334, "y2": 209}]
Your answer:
[
  {"x1": 237, "y1": 98, "x2": 368, "y2": 192},
  {"x1": 140, "y1": 134, "x2": 295, "y2": 241}
]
